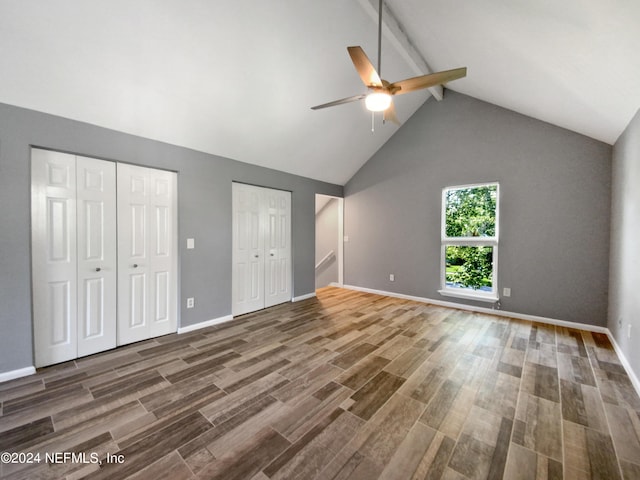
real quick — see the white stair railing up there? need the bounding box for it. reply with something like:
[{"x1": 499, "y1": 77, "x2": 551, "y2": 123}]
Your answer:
[{"x1": 315, "y1": 250, "x2": 335, "y2": 270}]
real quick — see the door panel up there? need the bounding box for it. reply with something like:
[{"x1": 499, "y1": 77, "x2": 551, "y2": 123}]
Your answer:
[
  {"x1": 47, "y1": 198, "x2": 72, "y2": 262},
  {"x1": 83, "y1": 201, "x2": 103, "y2": 260},
  {"x1": 130, "y1": 204, "x2": 147, "y2": 258},
  {"x1": 251, "y1": 262, "x2": 261, "y2": 298},
  {"x1": 129, "y1": 273, "x2": 146, "y2": 327},
  {"x1": 83, "y1": 278, "x2": 104, "y2": 337},
  {"x1": 48, "y1": 280, "x2": 72, "y2": 345},
  {"x1": 155, "y1": 272, "x2": 169, "y2": 321},
  {"x1": 155, "y1": 206, "x2": 169, "y2": 256},
  {"x1": 76, "y1": 156, "x2": 116, "y2": 357},
  {"x1": 32, "y1": 149, "x2": 78, "y2": 367}
]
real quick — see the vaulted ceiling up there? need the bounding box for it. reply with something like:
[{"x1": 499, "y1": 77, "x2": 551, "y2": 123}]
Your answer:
[{"x1": 1, "y1": 0, "x2": 638, "y2": 185}]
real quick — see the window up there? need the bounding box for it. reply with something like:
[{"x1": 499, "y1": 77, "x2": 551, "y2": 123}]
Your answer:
[{"x1": 439, "y1": 183, "x2": 499, "y2": 302}]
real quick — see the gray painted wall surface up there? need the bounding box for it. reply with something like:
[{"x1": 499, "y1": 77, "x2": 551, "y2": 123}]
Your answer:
[
  {"x1": 609, "y1": 108, "x2": 640, "y2": 380},
  {"x1": 0, "y1": 103, "x2": 342, "y2": 374},
  {"x1": 344, "y1": 92, "x2": 611, "y2": 326},
  {"x1": 315, "y1": 198, "x2": 339, "y2": 288}
]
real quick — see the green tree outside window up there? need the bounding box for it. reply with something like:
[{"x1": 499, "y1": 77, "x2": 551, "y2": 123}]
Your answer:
[{"x1": 444, "y1": 185, "x2": 497, "y2": 291}]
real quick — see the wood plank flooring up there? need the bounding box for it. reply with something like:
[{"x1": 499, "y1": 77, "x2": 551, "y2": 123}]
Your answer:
[{"x1": 1, "y1": 287, "x2": 639, "y2": 479}]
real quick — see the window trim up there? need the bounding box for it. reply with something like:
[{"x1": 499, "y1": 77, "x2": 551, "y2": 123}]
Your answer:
[{"x1": 439, "y1": 182, "x2": 500, "y2": 302}]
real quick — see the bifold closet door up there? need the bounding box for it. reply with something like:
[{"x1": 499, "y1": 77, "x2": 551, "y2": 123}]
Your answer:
[
  {"x1": 232, "y1": 183, "x2": 291, "y2": 316},
  {"x1": 232, "y1": 183, "x2": 265, "y2": 316},
  {"x1": 76, "y1": 156, "x2": 117, "y2": 357},
  {"x1": 264, "y1": 187, "x2": 292, "y2": 308},
  {"x1": 117, "y1": 163, "x2": 177, "y2": 346},
  {"x1": 31, "y1": 149, "x2": 117, "y2": 367}
]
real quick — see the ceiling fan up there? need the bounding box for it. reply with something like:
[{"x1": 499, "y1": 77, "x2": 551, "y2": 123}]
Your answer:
[{"x1": 311, "y1": 0, "x2": 467, "y2": 125}]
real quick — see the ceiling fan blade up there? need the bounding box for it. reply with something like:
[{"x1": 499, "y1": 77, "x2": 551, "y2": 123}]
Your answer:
[
  {"x1": 347, "y1": 46, "x2": 383, "y2": 88},
  {"x1": 390, "y1": 67, "x2": 467, "y2": 95},
  {"x1": 383, "y1": 101, "x2": 401, "y2": 126},
  {"x1": 311, "y1": 94, "x2": 366, "y2": 110}
]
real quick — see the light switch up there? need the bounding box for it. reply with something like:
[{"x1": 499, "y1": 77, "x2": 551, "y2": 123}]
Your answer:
[{"x1": 187, "y1": 238, "x2": 195, "y2": 249}]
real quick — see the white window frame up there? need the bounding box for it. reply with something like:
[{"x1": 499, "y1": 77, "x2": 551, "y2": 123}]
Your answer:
[{"x1": 438, "y1": 182, "x2": 499, "y2": 302}]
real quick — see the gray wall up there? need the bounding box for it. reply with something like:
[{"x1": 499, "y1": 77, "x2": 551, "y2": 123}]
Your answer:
[
  {"x1": 344, "y1": 91, "x2": 612, "y2": 326},
  {"x1": 0, "y1": 102, "x2": 342, "y2": 375},
  {"x1": 609, "y1": 108, "x2": 640, "y2": 380},
  {"x1": 315, "y1": 197, "x2": 339, "y2": 288}
]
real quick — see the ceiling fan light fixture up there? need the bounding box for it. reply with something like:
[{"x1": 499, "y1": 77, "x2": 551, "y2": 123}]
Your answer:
[{"x1": 365, "y1": 92, "x2": 391, "y2": 112}]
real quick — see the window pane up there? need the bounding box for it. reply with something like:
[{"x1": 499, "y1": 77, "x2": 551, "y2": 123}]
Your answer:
[
  {"x1": 445, "y1": 185, "x2": 497, "y2": 237},
  {"x1": 445, "y1": 245, "x2": 493, "y2": 291}
]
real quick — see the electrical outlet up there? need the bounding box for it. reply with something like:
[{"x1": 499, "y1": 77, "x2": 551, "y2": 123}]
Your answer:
[
  {"x1": 187, "y1": 297, "x2": 194, "y2": 309},
  {"x1": 344, "y1": 235, "x2": 349, "y2": 242},
  {"x1": 389, "y1": 274, "x2": 395, "y2": 282},
  {"x1": 187, "y1": 238, "x2": 195, "y2": 249},
  {"x1": 628, "y1": 324, "x2": 632, "y2": 339},
  {"x1": 503, "y1": 287, "x2": 511, "y2": 297}
]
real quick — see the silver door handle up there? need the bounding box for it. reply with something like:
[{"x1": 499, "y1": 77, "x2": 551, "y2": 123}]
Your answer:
[{"x1": 95, "y1": 267, "x2": 102, "y2": 272}]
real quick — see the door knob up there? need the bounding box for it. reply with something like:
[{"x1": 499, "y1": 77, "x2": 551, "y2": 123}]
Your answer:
[
  {"x1": 133, "y1": 264, "x2": 139, "y2": 268},
  {"x1": 270, "y1": 253, "x2": 275, "y2": 257},
  {"x1": 95, "y1": 267, "x2": 102, "y2": 272},
  {"x1": 253, "y1": 254, "x2": 259, "y2": 258}
]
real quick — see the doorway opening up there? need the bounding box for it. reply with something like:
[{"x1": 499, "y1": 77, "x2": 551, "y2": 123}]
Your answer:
[{"x1": 315, "y1": 194, "x2": 343, "y2": 290}]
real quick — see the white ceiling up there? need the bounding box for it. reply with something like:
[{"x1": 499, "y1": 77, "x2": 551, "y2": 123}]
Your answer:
[{"x1": 1, "y1": 1, "x2": 639, "y2": 186}]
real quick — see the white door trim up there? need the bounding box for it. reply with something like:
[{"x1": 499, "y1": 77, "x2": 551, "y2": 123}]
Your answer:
[
  {"x1": 314, "y1": 194, "x2": 344, "y2": 289},
  {"x1": 337, "y1": 197, "x2": 344, "y2": 286}
]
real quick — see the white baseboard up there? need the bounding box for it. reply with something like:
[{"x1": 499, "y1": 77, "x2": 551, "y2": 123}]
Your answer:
[
  {"x1": 292, "y1": 292, "x2": 316, "y2": 302},
  {"x1": 0, "y1": 366, "x2": 36, "y2": 384},
  {"x1": 607, "y1": 332, "x2": 640, "y2": 398},
  {"x1": 341, "y1": 284, "x2": 608, "y2": 333},
  {"x1": 340, "y1": 284, "x2": 640, "y2": 397},
  {"x1": 177, "y1": 314, "x2": 234, "y2": 334}
]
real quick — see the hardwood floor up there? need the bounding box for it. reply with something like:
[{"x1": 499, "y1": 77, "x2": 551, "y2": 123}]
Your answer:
[{"x1": 1, "y1": 287, "x2": 639, "y2": 479}]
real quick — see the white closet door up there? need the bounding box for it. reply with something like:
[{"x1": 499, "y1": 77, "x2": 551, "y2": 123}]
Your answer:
[
  {"x1": 264, "y1": 188, "x2": 291, "y2": 308},
  {"x1": 232, "y1": 183, "x2": 291, "y2": 316},
  {"x1": 148, "y1": 169, "x2": 178, "y2": 338},
  {"x1": 76, "y1": 156, "x2": 117, "y2": 357},
  {"x1": 232, "y1": 183, "x2": 265, "y2": 316},
  {"x1": 117, "y1": 163, "x2": 149, "y2": 345},
  {"x1": 32, "y1": 149, "x2": 78, "y2": 367},
  {"x1": 117, "y1": 164, "x2": 177, "y2": 345}
]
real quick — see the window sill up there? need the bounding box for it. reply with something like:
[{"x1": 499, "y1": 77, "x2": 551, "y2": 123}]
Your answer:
[{"x1": 438, "y1": 289, "x2": 499, "y2": 303}]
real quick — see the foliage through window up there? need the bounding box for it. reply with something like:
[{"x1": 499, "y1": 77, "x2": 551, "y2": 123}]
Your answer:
[{"x1": 441, "y1": 183, "x2": 498, "y2": 300}]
